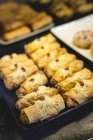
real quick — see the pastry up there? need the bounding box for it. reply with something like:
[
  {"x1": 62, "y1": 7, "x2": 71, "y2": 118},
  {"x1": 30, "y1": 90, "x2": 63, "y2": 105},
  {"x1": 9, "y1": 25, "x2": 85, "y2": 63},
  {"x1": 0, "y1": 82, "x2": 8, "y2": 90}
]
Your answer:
[
  {"x1": 16, "y1": 71, "x2": 48, "y2": 97},
  {"x1": 73, "y1": 30, "x2": 93, "y2": 49},
  {"x1": 37, "y1": 48, "x2": 67, "y2": 69},
  {"x1": 90, "y1": 43, "x2": 93, "y2": 57},
  {"x1": 24, "y1": 33, "x2": 56, "y2": 54},
  {"x1": 51, "y1": 60, "x2": 84, "y2": 85},
  {"x1": 3, "y1": 26, "x2": 31, "y2": 41},
  {"x1": 31, "y1": 14, "x2": 53, "y2": 30},
  {"x1": 20, "y1": 94, "x2": 65, "y2": 124},
  {"x1": 57, "y1": 68, "x2": 93, "y2": 92},
  {"x1": 63, "y1": 78, "x2": 93, "y2": 107},
  {"x1": 16, "y1": 86, "x2": 58, "y2": 110},
  {"x1": 3, "y1": 63, "x2": 38, "y2": 90},
  {"x1": 76, "y1": 3, "x2": 93, "y2": 14},
  {"x1": 44, "y1": 53, "x2": 76, "y2": 78},
  {"x1": 31, "y1": 42, "x2": 60, "y2": 61},
  {"x1": 0, "y1": 60, "x2": 38, "y2": 79}
]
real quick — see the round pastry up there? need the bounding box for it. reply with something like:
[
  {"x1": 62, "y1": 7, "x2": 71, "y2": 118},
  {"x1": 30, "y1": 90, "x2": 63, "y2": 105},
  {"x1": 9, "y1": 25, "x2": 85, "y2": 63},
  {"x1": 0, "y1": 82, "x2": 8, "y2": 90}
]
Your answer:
[
  {"x1": 73, "y1": 30, "x2": 93, "y2": 49},
  {"x1": 90, "y1": 43, "x2": 93, "y2": 57}
]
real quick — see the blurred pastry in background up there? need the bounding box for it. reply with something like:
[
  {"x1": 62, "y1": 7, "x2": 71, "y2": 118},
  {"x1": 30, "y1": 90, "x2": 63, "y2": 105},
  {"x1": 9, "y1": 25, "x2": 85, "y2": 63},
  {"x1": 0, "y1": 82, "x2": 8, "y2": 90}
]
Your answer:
[{"x1": 90, "y1": 43, "x2": 93, "y2": 57}]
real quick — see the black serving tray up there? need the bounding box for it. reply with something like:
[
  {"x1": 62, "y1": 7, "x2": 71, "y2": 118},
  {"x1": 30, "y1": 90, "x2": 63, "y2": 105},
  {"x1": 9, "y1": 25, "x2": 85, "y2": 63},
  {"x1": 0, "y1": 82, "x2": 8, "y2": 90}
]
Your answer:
[{"x1": 0, "y1": 31, "x2": 93, "y2": 140}]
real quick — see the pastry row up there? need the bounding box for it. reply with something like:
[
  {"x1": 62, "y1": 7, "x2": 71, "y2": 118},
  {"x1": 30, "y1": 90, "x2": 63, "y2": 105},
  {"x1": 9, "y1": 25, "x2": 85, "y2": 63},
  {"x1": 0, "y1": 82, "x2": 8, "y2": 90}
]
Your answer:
[
  {"x1": 25, "y1": 33, "x2": 93, "y2": 107},
  {"x1": 49, "y1": 0, "x2": 93, "y2": 18},
  {"x1": 0, "y1": 2, "x2": 53, "y2": 41},
  {"x1": 0, "y1": 53, "x2": 65, "y2": 124},
  {"x1": 0, "y1": 33, "x2": 93, "y2": 124}
]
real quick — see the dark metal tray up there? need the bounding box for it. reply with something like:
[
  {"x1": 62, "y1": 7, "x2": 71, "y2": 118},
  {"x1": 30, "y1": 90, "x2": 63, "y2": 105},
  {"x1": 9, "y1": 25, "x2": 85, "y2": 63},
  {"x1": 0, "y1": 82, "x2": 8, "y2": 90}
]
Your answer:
[{"x1": 0, "y1": 31, "x2": 93, "y2": 140}]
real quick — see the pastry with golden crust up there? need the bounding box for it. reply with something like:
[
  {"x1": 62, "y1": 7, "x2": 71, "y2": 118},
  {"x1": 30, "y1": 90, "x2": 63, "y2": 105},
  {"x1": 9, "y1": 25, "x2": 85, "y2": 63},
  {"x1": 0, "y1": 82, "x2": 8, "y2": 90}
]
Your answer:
[
  {"x1": 57, "y1": 68, "x2": 93, "y2": 92},
  {"x1": 16, "y1": 86, "x2": 58, "y2": 110},
  {"x1": 63, "y1": 78, "x2": 93, "y2": 107},
  {"x1": 51, "y1": 60, "x2": 84, "y2": 85},
  {"x1": 16, "y1": 71, "x2": 48, "y2": 98},
  {"x1": 3, "y1": 26, "x2": 31, "y2": 41},
  {"x1": 44, "y1": 53, "x2": 76, "y2": 78},
  {"x1": 24, "y1": 33, "x2": 56, "y2": 55},
  {"x1": 20, "y1": 94, "x2": 65, "y2": 124}
]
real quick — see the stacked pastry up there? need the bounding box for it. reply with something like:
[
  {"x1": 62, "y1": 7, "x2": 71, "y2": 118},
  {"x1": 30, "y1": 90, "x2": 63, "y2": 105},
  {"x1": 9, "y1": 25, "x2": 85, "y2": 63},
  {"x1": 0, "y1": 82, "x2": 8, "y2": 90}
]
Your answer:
[
  {"x1": 0, "y1": 53, "x2": 65, "y2": 124},
  {"x1": 25, "y1": 33, "x2": 93, "y2": 108},
  {"x1": 0, "y1": 2, "x2": 53, "y2": 41}
]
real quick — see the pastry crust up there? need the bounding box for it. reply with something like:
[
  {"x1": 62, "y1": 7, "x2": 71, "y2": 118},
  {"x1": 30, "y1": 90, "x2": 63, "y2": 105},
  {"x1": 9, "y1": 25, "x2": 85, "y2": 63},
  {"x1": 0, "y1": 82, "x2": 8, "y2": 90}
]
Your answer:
[
  {"x1": 16, "y1": 86, "x2": 58, "y2": 110},
  {"x1": 63, "y1": 78, "x2": 93, "y2": 107},
  {"x1": 31, "y1": 42, "x2": 60, "y2": 61},
  {"x1": 0, "y1": 60, "x2": 36, "y2": 78},
  {"x1": 0, "y1": 54, "x2": 29, "y2": 69},
  {"x1": 51, "y1": 60, "x2": 84, "y2": 85},
  {"x1": 24, "y1": 33, "x2": 56, "y2": 54},
  {"x1": 44, "y1": 53, "x2": 76, "y2": 78},
  {"x1": 20, "y1": 94, "x2": 65, "y2": 124},
  {"x1": 16, "y1": 71, "x2": 48, "y2": 97},
  {"x1": 3, "y1": 26, "x2": 31, "y2": 41},
  {"x1": 31, "y1": 14, "x2": 53, "y2": 30},
  {"x1": 3, "y1": 64, "x2": 38, "y2": 90},
  {"x1": 57, "y1": 68, "x2": 93, "y2": 92},
  {"x1": 37, "y1": 48, "x2": 67, "y2": 69}
]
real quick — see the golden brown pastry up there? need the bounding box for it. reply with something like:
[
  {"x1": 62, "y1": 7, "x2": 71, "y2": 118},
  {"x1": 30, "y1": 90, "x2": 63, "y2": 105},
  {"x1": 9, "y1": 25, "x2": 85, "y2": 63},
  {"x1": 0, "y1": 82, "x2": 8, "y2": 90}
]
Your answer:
[
  {"x1": 90, "y1": 43, "x2": 93, "y2": 57},
  {"x1": 63, "y1": 78, "x2": 93, "y2": 107},
  {"x1": 24, "y1": 33, "x2": 56, "y2": 54},
  {"x1": 0, "y1": 60, "x2": 38, "y2": 79},
  {"x1": 31, "y1": 14, "x2": 53, "y2": 30},
  {"x1": 20, "y1": 94, "x2": 65, "y2": 124},
  {"x1": 0, "y1": 54, "x2": 29, "y2": 69},
  {"x1": 76, "y1": 3, "x2": 93, "y2": 14},
  {"x1": 3, "y1": 63, "x2": 38, "y2": 90},
  {"x1": 16, "y1": 71, "x2": 48, "y2": 98},
  {"x1": 37, "y1": 48, "x2": 67, "y2": 69},
  {"x1": 51, "y1": 60, "x2": 84, "y2": 85},
  {"x1": 31, "y1": 42, "x2": 60, "y2": 61},
  {"x1": 3, "y1": 26, "x2": 31, "y2": 41},
  {"x1": 44, "y1": 53, "x2": 76, "y2": 78},
  {"x1": 57, "y1": 68, "x2": 93, "y2": 92},
  {"x1": 16, "y1": 86, "x2": 58, "y2": 110}
]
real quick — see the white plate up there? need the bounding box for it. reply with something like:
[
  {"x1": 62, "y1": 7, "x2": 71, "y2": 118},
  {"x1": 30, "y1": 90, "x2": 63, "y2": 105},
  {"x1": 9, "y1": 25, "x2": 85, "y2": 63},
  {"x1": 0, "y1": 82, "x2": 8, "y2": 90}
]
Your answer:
[{"x1": 51, "y1": 14, "x2": 93, "y2": 62}]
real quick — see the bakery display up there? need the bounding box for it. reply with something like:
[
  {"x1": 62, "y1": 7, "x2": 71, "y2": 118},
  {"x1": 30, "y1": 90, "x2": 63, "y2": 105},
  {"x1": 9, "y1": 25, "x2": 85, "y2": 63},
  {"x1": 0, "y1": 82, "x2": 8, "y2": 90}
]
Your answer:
[
  {"x1": 0, "y1": 33, "x2": 93, "y2": 125},
  {"x1": 73, "y1": 30, "x2": 93, "y2": 57},
  {"x1": 0, "y1": 2, "x2": 53, "y2": 41}
]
